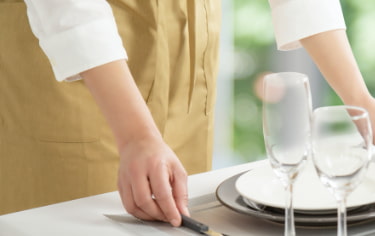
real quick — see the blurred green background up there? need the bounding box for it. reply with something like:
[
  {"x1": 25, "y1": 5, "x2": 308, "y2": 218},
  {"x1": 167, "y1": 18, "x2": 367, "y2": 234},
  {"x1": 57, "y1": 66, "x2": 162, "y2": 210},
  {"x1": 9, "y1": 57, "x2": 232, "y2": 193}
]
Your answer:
[{"x1": 227, "y1": 0, "x2": 375, "y2": 165}]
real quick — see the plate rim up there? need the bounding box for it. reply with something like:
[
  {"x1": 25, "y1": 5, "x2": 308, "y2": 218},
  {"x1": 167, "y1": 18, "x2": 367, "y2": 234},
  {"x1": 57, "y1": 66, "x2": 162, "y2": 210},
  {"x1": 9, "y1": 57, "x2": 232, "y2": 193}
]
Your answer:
[
  {"x1": 235, "y1": 163, "x2": 375, "y2": 211},
  {"x1": 215, "y1": 171, "x2": 375, "y2": 227}
]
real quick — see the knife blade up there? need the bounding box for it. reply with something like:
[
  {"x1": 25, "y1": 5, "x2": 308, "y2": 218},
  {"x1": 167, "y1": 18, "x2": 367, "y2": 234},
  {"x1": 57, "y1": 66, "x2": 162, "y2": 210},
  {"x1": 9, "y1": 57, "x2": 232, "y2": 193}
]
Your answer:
[{"x1": 180, "y1": 214, "x2": 228, "y2": 236}]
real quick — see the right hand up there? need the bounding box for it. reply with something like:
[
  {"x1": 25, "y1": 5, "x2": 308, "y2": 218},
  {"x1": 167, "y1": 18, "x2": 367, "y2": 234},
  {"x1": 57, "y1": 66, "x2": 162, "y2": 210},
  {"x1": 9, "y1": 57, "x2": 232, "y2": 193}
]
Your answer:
[
  {"x1": 117, "y1": 134, "x2": 190, "y2": 227},
  {"x1": 81, "y1": 60, "x2": 189, "y2": 226},
  {"x1": 361, "y1": 97, "x2": 375, "y2": 144}
]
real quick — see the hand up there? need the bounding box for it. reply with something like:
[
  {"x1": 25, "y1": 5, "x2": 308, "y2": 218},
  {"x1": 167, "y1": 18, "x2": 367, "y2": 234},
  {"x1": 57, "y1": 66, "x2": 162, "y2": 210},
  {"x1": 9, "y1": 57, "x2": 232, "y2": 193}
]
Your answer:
[
  {"x1": 117, "y1": 134, "x2": 189, "y2": 227},
  {"x1": 361, "y1": 97, "x2": 375, "y2": 144},
  {"x1": 81, "y1": 60, "x2": 189, "y2": 226}
]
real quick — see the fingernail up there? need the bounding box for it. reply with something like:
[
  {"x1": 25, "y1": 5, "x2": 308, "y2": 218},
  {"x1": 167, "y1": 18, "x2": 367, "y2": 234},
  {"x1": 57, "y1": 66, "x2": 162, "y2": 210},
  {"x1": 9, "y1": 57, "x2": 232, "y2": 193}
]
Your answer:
[
  {"x1": 183, "y1": 207, "x2": 190, "y2": 217},
  {"x1": 171, "y1": 219, "x2": 179, "y2": 227}
]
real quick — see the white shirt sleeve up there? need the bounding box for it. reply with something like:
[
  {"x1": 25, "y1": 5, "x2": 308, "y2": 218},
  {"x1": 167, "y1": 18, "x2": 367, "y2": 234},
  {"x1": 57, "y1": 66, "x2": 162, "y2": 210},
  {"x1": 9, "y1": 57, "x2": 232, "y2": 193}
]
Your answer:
[
  {"x1": 268, "y1": 0, "x2": 346, "y2": 51},
  {"x1": 24, "y1": 0, "x2": 128, "y2": 82}
]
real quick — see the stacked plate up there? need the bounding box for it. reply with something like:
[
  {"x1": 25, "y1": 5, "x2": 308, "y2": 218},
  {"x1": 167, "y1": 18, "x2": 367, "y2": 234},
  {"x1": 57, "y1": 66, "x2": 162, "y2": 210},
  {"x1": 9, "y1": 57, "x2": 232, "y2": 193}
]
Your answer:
[{"x1": 216, "y1": 162, "x2": 375, "y2": 228}]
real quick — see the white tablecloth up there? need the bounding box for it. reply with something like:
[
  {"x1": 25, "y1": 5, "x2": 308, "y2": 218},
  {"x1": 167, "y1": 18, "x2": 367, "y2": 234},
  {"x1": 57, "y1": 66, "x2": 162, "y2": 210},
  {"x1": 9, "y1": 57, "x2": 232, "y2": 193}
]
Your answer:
[{"x1": 1, "y1": 160, "x2": 375, "y2": 235}]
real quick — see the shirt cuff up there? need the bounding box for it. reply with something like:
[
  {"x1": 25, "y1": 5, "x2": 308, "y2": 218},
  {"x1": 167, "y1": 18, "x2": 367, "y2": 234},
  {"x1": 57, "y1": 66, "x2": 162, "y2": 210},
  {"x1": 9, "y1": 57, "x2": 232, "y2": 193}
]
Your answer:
[
  {"x1": 39, "y1": 17, "x2": 127, "y2": 82},
  {"x1": 269, "y1": 0, "x2": 346, "y2": 51}
]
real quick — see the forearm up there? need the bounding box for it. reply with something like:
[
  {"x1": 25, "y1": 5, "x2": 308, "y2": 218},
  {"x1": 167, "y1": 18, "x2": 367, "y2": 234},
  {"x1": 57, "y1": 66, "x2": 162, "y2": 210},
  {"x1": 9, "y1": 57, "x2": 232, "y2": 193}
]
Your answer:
[
  {"x1": 81, "y1": 59, "x2": 161, "y2": 150},
  {"x1": 81, "y1": 60, "x2": 188, "y2": 225},
  {"x1": 300, "y1": 29, "x2": 372, "y2": 106}
]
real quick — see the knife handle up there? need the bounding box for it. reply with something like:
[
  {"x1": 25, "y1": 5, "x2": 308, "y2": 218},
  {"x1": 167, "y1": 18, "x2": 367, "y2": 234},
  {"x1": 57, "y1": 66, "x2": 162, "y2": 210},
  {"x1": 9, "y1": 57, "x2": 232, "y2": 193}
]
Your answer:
[{"x1": 181, "y1": 214, "x2": 209, "y2": 233}]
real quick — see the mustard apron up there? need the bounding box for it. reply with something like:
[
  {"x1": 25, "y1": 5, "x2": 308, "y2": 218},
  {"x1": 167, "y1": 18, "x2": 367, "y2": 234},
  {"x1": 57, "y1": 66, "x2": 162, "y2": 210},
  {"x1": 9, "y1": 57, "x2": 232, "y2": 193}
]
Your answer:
[{"x1": 0, "y1": 0, "x2": 221, "y2": 214}]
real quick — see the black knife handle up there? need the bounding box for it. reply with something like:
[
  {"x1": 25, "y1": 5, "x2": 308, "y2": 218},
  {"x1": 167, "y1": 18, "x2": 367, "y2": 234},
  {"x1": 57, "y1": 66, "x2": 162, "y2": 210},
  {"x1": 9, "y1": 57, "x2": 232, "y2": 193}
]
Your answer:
[{"x1": 181, "y1": 214, "x2": 209, "y2": 233}]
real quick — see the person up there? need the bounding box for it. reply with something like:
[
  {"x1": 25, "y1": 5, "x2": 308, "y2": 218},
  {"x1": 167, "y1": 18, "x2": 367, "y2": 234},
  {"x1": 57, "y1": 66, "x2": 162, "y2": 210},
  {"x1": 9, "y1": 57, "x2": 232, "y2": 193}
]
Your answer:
[{"x1": 1, "y1": 0, "x2": 374, "y2": 227}]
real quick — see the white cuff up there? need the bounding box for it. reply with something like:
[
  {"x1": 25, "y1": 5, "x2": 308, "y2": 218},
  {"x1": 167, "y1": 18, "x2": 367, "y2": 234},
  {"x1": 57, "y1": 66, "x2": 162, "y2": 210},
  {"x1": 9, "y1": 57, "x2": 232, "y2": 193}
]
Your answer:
[
  {"x1": 39, "y1": 17, "x2": 127, "y2": 82},
  {"x1": 269, "y1": 0, "x2": 346, "y2": 51}
]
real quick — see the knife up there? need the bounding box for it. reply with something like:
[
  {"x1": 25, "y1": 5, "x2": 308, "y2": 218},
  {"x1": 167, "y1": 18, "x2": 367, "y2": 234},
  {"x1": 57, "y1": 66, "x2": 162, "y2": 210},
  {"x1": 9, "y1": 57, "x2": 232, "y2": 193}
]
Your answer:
[{"x1": 180, "y1": 214, "x2": 228, "y2": 236}]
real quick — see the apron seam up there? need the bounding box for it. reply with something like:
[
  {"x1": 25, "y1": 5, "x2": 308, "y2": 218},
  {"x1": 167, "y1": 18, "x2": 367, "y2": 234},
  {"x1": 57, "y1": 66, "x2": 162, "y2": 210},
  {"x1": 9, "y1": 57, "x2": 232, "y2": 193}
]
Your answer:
[{"x1": 202, "y1": 0, "x2": 211, "y2": 116}]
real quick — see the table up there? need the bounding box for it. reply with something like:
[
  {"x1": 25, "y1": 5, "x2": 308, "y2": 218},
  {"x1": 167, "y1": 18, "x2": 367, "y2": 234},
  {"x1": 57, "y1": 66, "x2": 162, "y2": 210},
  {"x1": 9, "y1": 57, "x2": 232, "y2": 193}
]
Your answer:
[{"x1": 1, "y1": 160, "x2": 375, "y2": 235}]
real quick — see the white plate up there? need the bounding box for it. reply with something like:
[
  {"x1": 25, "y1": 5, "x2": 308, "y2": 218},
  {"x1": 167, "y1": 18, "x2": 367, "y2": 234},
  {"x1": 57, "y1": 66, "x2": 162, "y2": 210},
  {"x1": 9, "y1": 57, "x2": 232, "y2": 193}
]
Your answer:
[{"x1": 235, "y1": 161, "x2": 375, "y2": 211}]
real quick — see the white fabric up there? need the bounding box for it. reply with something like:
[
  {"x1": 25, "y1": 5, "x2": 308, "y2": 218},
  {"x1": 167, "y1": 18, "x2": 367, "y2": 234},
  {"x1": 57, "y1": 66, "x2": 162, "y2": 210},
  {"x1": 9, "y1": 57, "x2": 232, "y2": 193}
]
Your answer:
[
  {"x1": 268, "y1": 0, "x2": 346, "y2": 51},
  {"x1": 24, "y1": 0, "x2": 127, "y2": 82},
  {"x1": 24, "y1": 0, "x2": 346, "y2": 81}
]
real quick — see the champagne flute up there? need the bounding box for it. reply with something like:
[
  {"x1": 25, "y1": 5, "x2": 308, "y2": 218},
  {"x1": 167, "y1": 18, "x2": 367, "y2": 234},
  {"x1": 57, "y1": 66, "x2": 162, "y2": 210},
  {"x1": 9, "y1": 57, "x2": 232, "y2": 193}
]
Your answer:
[
  {"x1": 311, "y1": 106, "x2": 372, "y2": 236},
  {"x1": 263, "y1": 72, "x2": 312, "y2": 236}
]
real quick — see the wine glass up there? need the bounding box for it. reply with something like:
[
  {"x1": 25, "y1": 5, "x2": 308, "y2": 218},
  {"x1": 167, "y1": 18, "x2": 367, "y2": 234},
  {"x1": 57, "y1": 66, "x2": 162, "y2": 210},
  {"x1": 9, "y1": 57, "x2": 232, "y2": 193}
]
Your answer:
[
  {"x1": 311, "y1": 106, "x2": 372, "y2": 236},
  {"x1": 263, "y1": 72, "x2": 312, "y2": 236}
]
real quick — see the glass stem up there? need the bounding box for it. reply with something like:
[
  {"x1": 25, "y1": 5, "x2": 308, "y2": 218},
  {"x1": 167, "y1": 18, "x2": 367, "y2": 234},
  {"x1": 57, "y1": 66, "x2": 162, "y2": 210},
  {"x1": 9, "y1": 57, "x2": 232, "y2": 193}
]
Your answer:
[
  {"x1": 285, "y1": 183, "x2": 295, "y2": 236},
  {"x1": 337, "y1": 197, "x2": 347, "y2": 236}
]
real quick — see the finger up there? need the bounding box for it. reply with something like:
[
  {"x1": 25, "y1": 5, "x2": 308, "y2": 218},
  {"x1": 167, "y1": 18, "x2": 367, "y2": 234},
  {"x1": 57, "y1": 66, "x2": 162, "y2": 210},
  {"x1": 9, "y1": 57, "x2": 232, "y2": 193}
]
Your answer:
[
  {"x1": 172, "y1": 165, "x2": 189, "y2": 217},
  {"x1": 149, "y1": 164, "x2": 180, "y2": 227},
  {"x1": 131, "y1": 172, "x2": 167, "y2": 221},
  {"x1": 118, "y1": 177, "x2": 154, "y2": 221}
]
